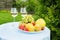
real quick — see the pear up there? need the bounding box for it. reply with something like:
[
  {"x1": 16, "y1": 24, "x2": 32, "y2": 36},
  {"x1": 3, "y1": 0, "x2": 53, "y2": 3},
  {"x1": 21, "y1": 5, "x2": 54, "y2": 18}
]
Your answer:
[{"x1": 25, "y1": 23, "x2": 35, "y2": 32}]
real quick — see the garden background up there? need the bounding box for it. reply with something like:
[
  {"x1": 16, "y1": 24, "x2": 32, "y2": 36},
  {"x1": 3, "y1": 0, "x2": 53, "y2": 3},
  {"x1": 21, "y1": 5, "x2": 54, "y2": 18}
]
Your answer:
[{"x1": 0, "y1": 0, "x2": 60, "y2": 40}]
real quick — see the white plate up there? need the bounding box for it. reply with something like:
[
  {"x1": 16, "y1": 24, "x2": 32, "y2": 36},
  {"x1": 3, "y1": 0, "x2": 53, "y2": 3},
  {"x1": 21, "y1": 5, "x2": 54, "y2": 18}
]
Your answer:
[{"x1": 18, "y1": 28, "x2": 45, "y2": 34}]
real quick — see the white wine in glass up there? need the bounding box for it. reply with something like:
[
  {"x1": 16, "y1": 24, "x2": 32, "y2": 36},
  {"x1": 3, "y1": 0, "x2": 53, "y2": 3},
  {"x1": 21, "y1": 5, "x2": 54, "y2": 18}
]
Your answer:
[
  {"x1": 11, "y1": 8, "x2": 18, "y2": 22},
  {"x1": 11, "y1": 13, "x2": 18, "y2": 17},
  {"x1": 20, "y1": 7, "x2": 27, "y2": 17}
]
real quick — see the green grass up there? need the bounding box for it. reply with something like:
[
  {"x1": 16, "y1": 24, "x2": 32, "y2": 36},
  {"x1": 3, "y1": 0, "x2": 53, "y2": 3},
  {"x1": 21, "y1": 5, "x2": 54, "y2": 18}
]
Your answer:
[{"x1": 0, "y1": 10, "x2": 22, "y2": 24}]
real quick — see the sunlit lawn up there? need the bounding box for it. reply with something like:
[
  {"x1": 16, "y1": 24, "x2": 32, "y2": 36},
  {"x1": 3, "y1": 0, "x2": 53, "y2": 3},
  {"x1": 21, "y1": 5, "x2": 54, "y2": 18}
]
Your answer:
[{"x1": 0, "y1": 10, "x2": 22, "y2": 24}]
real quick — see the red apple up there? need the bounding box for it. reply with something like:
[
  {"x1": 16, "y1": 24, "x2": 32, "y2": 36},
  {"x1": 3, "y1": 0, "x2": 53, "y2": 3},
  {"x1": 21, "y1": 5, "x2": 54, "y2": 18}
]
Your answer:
[
  {"x1": 19, "y1": 24, "x2": 25, "y2": 30},
  {"x1": 24, "y1": 27, "x2": 29, "y2": 31}
]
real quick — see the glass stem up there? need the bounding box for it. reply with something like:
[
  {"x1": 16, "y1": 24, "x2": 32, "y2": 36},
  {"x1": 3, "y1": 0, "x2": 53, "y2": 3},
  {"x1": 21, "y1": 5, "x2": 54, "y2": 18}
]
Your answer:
[{"x1": 14, "y1": 17, "x2": 15, "y2": 22}]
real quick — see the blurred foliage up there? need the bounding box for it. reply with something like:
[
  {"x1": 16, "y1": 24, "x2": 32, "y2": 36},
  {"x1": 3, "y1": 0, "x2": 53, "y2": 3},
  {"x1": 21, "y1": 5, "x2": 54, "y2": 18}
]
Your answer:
[
  {"x1": 16, "y1": 0, "x2": 28, "y2": 7},
  {"x1": 15, "y1": 0, "x2": 28, "y2": 11}
]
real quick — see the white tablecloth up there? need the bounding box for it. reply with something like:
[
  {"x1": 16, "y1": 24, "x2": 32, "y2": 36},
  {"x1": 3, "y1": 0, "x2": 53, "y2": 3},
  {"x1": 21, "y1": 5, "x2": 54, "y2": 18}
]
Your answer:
[{"x1": 0, "y1": 22, "x2": 50, "y2": 40}]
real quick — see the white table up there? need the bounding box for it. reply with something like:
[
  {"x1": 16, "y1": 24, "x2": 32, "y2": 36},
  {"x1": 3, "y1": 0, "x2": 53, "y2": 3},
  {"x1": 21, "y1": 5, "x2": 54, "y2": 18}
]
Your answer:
[{"x1": 0, "y1": 22, "x2": 50, "y2": 40}]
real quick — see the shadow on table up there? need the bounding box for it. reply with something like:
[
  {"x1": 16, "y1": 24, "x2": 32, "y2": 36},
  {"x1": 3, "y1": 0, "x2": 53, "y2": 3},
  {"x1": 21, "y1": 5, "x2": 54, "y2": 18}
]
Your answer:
[{"x1": 0, "y1": 37, "x2": 7, "y2": 40}]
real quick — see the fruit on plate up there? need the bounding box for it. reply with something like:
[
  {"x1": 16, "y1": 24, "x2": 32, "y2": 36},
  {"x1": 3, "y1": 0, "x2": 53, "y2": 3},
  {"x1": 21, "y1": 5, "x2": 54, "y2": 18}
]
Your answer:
[
  {"x1": 35, "y1": 18, "x2": 46, "y2": 31},
  {"x1": 19, "y1": 23, "x2": 25, "y2": 30},
  {"x1": 34, "y1": 24, "x2": 41, "y2": 31},
  {"x1": 22, "y1": 15, "x2": 34, "y2": 23},
  {"x1": 24, "y1": 27, "x2": 29, "y2": 31},
  {"x1": 19, "y1": 15, "x2": 46, "y2": 32},
  {"x1": 31, "y1": 22, "x2": 35, "y2": 26},
  {"x1": 25, "y1": 23, "x2": 35, "y2": 32},
  {"x1": 36, "y1": 18, "x2": 46, "y2": 27}
]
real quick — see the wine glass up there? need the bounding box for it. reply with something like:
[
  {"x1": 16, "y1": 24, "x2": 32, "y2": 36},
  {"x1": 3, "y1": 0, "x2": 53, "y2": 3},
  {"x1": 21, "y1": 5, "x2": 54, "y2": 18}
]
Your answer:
[
  {"x1": 11, "y1": 8, "x2": 18, "y2": 22},
  {"x1": 20, "y1": 7, "x2": 27, "y2": 17}
]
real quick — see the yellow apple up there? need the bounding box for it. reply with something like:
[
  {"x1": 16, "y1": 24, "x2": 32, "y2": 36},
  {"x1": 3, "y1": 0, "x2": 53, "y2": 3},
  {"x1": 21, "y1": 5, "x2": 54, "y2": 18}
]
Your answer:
[
  {"x1": 36, "y1": 18, "x2": 46, "y2": 27},
  {"x1": 25, "y1": 23, "x2": 35, "y2": 32},
  {"x1": 34, "y1": 24, "x2": 41, "y2": 31}
]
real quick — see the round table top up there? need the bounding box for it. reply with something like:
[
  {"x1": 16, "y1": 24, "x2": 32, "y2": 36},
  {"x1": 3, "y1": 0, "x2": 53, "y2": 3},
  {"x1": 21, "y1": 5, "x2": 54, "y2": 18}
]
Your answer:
[{"x1": 0, "y1": 22, "x2": 50, "y2": 40}]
